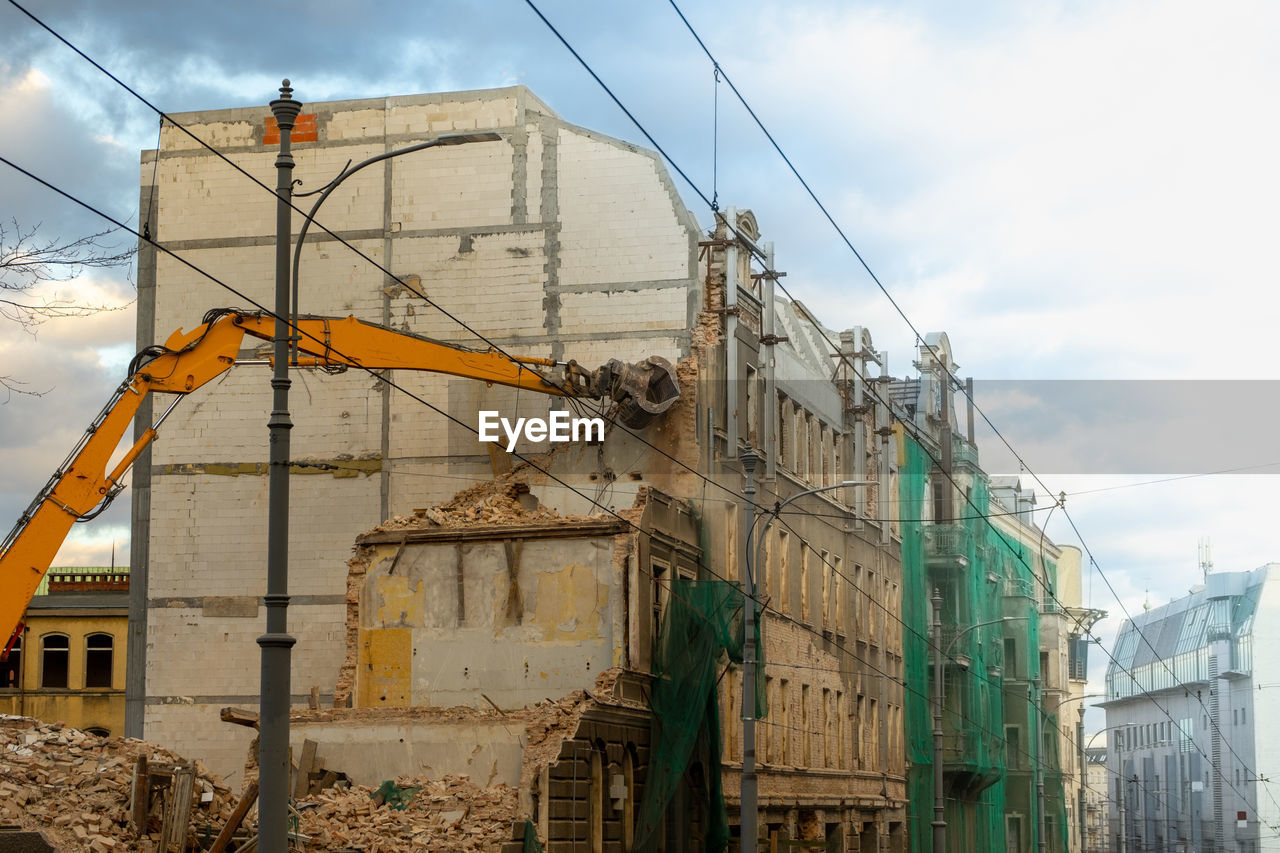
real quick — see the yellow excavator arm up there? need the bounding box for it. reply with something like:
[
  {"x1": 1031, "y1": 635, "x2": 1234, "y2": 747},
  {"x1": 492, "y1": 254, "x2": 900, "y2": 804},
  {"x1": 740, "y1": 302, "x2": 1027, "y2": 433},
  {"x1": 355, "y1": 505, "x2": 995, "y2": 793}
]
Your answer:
[{"x1": 0, "y1": 310, "x2": 679, "y2": 647}]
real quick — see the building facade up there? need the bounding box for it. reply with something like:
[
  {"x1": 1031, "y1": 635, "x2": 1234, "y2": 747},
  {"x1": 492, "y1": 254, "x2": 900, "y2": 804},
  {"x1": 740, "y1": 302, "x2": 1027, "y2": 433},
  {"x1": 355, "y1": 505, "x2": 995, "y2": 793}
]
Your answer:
[
  {"x1": 1102, "y1": 565, "x2": 1280, "y2": 853},
  {"x1": 0, "y1": 567, "x2": 128, "y2": 736},
  {"x1": 1084, "y1": 743, "x2": 1110, "y2": 853},
  {"x1": 132, "y1": 87, "x2": 908, "y2": 848},
  {"x1": 896, "y1": 336, "x2": 1078, "y2": 853}
]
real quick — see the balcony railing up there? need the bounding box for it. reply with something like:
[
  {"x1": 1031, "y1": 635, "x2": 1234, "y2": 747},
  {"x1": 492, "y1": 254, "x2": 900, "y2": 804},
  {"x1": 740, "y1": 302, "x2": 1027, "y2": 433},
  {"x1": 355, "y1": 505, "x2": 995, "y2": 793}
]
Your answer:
[
  {"x1": 925, "y1": 523, "x2": 972, "y2": 568},
  {"x1": 952, "y1": 437, "x2": 980, "y2": 469}
]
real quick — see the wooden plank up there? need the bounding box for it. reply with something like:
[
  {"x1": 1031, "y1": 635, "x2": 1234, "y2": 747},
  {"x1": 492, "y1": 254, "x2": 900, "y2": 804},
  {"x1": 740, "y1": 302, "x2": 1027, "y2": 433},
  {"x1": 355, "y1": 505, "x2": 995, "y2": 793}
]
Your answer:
[
  {"x1": 162, "y1": 764, "x2": 195, "y2": 852},
  {"x1": 308, "y1": 685, "x2": 320, "y2": 709},
  {"x1": 293, "y1": 739, "x2": 318, "y2": 798},
  {"x1": 309, "y1": 769, "x2": 339, "y2": 794},
  {"x1": 129, "y1": 755, "x2": 148, "y2": 833},
  {"x1": 219, "y1": 706, "x2": 261, "y2": 729},
  {"x1": 208, "y1": 779, "x2": 258, "y2": 853}
]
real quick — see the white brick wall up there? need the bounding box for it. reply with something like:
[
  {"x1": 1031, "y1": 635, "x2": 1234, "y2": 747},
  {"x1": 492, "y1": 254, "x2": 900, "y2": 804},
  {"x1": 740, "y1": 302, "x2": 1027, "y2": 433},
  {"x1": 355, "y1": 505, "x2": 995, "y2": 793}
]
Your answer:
[{"x1": 142, "y1": 87, "x2": 700, "y2": 778}]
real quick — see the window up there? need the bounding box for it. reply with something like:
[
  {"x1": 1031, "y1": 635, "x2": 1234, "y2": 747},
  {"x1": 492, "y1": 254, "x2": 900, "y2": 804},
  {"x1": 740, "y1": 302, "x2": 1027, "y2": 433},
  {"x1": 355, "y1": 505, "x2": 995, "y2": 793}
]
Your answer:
[
  {"x1": 1005, "y1": 638, "x2": 1018, "y2": 679},
  {"x1": 724, "y1": 675, "x2": 738, "y2": 761},
  {"x1": 822, "y1": 688, "x2": 832, "y2": 767},
  {"x1": 651, "y1": 559, "x2": 671, "y2": 648},
  {"x1": 855, "y1": 694, "x2": 865, "y2": 767},
  {"x1": 779, "y1": 680, "x2": 791, "y2": 765},
  {"x1": 801, "y1": 684, "x2": 811, "y2": 766},
  {"x1": 725, "y1": 505, "x2": 739, "y2": 582},
  {"x1": 40, "y1": 634, "x2": 69, "y2": 689},
  {"x1": 762, "y1": 677, "x2": 773, "y2": 764},
  {"x1": 1006, "y1": 726, "x2": 1022, "y2": 769},
  {"x1": 800, "y1": 546, "x2": 811, "y2": 623},
  {"x1": 820, "y1": 549, "x2": 832, "y2": 630},
  {"x1": 85, "y1": 633, "x2": 113, "y2": 689},
  {"x1": 1, "y1": 634, "x2": 19, "y2": 689},
  {"x1": 778, "y1": 396, "x2": 792, "y2": 471},
  {"x1": 779, "y1": 531, "x2": 791, "y2": 615},
  {"x1": 834, "y1": 556, "x2": 845, "y2": 636},
  {"x1": 836, "y1": 691, "x2": 845, "y2": 770}
]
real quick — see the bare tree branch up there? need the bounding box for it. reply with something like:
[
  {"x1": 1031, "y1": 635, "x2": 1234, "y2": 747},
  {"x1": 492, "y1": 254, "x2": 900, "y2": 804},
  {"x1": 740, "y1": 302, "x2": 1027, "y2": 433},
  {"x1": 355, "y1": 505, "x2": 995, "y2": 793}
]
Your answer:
[{"x1": 0, "y1": 219, "x2": 137, "y2": 332}]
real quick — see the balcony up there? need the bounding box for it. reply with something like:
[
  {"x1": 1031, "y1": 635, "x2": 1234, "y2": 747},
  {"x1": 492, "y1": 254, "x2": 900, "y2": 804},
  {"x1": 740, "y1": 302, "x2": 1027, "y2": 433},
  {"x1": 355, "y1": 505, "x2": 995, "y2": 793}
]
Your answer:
[
  {"x1": 1004, "y1": 577, "x2": 1034, "y2": 599},
  {"x1": 952, "y1": 436, "x2": 980, "y2": 469},
  {"x1": 925, "y1": 523, "x2": 972, "y2": 569}
]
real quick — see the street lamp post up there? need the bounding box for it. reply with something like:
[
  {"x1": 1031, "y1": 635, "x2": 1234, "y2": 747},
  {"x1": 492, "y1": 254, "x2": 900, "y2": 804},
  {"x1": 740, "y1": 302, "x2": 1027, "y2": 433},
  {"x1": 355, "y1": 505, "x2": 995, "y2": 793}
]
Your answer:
[
  {"x1": 255, "y1": 96, "x2": 501, "y2": 849},
  {"x1": 259, "y1": 80, "x2": 301, "y2": 853},
  {"x1": 738, "y1": 460, "x2": 873, "y2": 850},
  {"x1": 933, "y1": 611, "x2": 1029, "y2": 853},
  {"x1": 1049, "y1": 692, "x2": 1102, "y2": 853}
]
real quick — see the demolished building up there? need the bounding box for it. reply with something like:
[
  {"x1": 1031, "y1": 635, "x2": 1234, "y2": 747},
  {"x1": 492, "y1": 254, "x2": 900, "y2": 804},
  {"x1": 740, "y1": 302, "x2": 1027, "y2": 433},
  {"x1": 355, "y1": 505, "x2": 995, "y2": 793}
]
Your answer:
[{"x1": 131, "y1": 86, "x2": 909, "y2": 849}]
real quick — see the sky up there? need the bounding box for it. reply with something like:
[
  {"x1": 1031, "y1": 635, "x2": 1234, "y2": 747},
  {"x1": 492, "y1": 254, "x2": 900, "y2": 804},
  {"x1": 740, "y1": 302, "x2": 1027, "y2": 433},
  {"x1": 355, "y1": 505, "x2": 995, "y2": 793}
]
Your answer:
[{"x1": 2, "y1": 0, "x2": 1279, "y2": 732}]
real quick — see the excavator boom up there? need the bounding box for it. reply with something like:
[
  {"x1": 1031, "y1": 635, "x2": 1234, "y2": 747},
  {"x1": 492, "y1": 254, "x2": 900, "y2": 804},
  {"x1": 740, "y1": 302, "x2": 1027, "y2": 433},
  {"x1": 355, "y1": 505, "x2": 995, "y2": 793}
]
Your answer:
[{"x1": 0, "y1": 310, "x2": 679, "y2": 647}]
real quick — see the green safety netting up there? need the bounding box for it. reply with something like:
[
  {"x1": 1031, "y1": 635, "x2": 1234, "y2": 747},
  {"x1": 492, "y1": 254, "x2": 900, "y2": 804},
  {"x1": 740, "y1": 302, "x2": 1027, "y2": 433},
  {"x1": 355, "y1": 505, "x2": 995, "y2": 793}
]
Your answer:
[
  {"x1": 634, "y1": 576, "x2": 765, "y2": 852},
  {"x1": 521, "y1": 818, "x2": 543, "y2": 853},
  {"x1": 900, "y1": 428, "x2": 1071, "y2": 852}
]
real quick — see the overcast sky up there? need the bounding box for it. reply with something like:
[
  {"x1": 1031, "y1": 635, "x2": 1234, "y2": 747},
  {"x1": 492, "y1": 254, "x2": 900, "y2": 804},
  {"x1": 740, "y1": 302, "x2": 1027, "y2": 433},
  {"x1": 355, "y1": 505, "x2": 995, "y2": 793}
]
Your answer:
[{"x1": 2, "y1": 0, "x2": 1279, "y2": 731}]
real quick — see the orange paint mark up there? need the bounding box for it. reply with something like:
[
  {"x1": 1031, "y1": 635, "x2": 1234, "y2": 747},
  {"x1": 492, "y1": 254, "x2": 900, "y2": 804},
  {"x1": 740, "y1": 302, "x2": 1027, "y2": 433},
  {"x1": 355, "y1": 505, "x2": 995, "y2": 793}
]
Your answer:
[{"x1": 264, "y1": 113, "x2": 318, "y2": 145}]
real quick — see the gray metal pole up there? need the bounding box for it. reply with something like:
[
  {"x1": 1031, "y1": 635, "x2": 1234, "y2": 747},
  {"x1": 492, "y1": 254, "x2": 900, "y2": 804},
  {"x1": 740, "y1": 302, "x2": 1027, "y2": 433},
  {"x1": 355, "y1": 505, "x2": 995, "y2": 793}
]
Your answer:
[
  {"x1": 1037, "y1": 679, "x2": 1047, "y2": 853},
  {"x1": 259, "y1": 79, "x2": 300, "y2": 853},
  {"x1": 740, "y1": 443, "x2": 761, "y2": 850},
  {"x1": 932, "y1": 588, "x2": 946, "y2": 853},
  {"x1": 1077, "y1": 711, "x2": 1087, "y2": 853}
]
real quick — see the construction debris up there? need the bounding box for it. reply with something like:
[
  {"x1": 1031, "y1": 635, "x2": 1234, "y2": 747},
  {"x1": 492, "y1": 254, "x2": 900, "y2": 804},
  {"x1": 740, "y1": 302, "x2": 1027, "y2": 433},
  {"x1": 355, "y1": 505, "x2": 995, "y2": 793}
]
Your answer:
[
  {"x1": 0, "y1": 715, "x2": 236, "y2": 853},
  {"x1": 295, "y1": 774, "x2": 518, "y2": 852},
  {"x1": 373, "y1": 480, "x2": 566, "y2": 530}
]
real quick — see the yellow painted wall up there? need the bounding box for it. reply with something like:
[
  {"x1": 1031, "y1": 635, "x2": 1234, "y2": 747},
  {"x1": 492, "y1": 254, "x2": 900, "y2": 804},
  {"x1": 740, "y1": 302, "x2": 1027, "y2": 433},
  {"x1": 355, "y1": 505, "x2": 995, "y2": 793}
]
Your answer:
[{"x1": 0, "y1": 609, "x2": 126, "y2": 736}]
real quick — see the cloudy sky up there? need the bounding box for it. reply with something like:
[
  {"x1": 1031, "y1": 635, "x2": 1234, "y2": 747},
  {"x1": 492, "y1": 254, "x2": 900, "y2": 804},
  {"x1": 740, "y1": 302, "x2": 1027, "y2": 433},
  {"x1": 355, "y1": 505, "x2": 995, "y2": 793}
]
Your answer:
[{"x1": 2, "y1": 0, "x2": 1279, "y2": 728}]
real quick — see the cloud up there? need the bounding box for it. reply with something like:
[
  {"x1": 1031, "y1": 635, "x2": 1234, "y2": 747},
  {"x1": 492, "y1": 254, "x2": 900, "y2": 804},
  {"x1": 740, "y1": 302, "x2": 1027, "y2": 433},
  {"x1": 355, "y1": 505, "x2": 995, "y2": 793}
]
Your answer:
[{"x1": 1, "y1": 2, "x2": 1278, "y2": 735}]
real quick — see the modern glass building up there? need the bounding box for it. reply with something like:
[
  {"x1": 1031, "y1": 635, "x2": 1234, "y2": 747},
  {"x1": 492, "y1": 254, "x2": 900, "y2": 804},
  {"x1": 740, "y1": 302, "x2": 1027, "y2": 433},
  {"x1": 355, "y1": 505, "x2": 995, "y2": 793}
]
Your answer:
[{"x1": 1101, "y1": 565, "x2": 1280, "y2": 852}]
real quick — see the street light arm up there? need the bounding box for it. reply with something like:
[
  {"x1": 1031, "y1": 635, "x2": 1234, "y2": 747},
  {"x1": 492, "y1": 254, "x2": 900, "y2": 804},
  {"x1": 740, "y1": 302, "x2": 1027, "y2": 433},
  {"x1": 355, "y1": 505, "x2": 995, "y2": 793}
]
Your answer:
[
  {"x1": 943, "y1": 615, "x2": 1028, "y2": 658},
  {"x1": 745, "y1": 479, "x2": 875, "y2": 593},
  {"x1": 289, "y1": 132, "x2": 503, "y2": 357}
]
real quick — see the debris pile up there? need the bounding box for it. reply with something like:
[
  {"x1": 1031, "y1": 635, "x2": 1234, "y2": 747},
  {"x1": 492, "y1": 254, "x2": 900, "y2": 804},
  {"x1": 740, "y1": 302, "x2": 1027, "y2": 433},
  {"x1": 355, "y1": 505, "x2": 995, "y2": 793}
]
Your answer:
[
  {"x1": 0, "y1": 716, "x2": 235, "y2": 852},
  {"x1": 373, "y1": 479, "x2": 566, "y2": 530},
  {"x1": 294, "y1": 774, "x2": 518, "y2": 852}
]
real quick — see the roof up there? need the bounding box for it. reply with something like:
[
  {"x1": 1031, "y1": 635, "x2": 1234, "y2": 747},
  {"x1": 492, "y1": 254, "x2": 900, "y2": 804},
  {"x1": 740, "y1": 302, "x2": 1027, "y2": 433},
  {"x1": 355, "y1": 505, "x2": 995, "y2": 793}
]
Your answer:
[
  {"x1": 27, "y1": 591, "x2": 129, "y2": 611},
  {"x1": 34, "y1": 566, "x2": 129, "y2": 596},
  {"x1": 1106, "y1": 565, "x2": 1272, "y2": 686}
]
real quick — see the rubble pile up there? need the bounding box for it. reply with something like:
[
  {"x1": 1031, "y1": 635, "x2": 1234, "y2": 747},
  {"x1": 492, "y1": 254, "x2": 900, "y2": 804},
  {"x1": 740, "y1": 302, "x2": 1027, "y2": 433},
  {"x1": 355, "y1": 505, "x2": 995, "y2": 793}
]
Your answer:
[
  {"x1": 0, "y1": 716, "x2": 235, "y2": 852},
  {"x1": 374, "y1": 479, "x2": 568, "y2": 530},
  {"x1": 294, "y1": 775, "x2": 518, "y2": 852}
]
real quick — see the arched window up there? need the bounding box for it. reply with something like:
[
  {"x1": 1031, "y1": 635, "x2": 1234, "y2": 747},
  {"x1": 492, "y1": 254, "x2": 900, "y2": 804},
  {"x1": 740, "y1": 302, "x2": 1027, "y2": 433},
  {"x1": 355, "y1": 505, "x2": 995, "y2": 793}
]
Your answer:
[
  {"x1": 84, "y1": 727, "x2": 110, "y2": 738},
  {"x1": 1, "y1": 633, "x2": 20, "y2": 689},
  {"x1": 41, "y1": 634, "x2": 69, "y2": 689},
  {"x1": 85, "y1": 634, "x2": 114, "y2": 688}
]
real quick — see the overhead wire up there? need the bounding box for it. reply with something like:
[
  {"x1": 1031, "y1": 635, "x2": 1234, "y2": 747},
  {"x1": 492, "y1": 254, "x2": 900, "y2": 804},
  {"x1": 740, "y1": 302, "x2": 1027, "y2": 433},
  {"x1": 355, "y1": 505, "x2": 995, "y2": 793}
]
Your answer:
[
  {"x1": 525, "y1": 0, "x2": 1273, "y2": 817},
  {"x1": 9, "y1": 0, "x2": 1268, "y2": 823}
]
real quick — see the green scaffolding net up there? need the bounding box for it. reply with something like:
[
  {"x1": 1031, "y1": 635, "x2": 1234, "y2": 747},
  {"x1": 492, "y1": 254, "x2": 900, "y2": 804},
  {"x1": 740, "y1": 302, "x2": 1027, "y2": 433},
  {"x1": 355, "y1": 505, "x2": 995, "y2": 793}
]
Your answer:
[
  {"x1": 634, "y1": 576, "x2": 765, "y2": 853},
  {"x1": 900, "y1": 427, "x2": 1071, "y2": 853}
]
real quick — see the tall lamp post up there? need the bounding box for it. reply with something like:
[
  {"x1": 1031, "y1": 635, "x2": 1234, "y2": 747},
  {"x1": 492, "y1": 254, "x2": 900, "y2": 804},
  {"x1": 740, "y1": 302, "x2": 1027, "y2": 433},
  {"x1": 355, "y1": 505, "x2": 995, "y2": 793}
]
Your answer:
[
  {"x1": 931, "y1": 607, "x2": 1028, "y2": 853},
  {"x1": 738, "y1": 448, "x2": 871, "y2": 849},
  {"x1": 259, "y1": 80, "x2": 301, "y2": 853},
  {"x1": 257, "y1": 83, "x2": 501, "y2": 849},
  {"x1": 1050, "y1": 692, "x2": 1101, "y2": 853}
]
